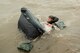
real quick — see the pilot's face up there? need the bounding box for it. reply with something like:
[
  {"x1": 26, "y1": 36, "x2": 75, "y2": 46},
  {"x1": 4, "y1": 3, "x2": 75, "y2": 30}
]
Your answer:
[{"x1": 47, "y1": 17, "x2": 53, "y2": 22}]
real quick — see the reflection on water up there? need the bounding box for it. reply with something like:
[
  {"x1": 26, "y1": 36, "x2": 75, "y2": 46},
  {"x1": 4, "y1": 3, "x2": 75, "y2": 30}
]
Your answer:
[{"x1": 0, "y1": 0, "x2": 80, "y2": 53}]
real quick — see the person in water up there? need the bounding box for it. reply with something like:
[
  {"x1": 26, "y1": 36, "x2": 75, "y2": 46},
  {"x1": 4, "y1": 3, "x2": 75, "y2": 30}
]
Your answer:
[
  {"x1": 44, "y1": 15, "x2": 66, "y2": 32},
  {"x1": 42, "y1": 15, "x2": 59, "y2": 33},
  {"x1": 47, "y1": 15, "x2": 59, "y2": 24}
]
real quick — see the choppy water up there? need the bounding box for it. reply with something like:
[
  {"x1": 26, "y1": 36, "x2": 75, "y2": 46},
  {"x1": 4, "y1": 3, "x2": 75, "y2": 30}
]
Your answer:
[{"x1": 0, "y1": 0, "x2": 80, "y2": 53}]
